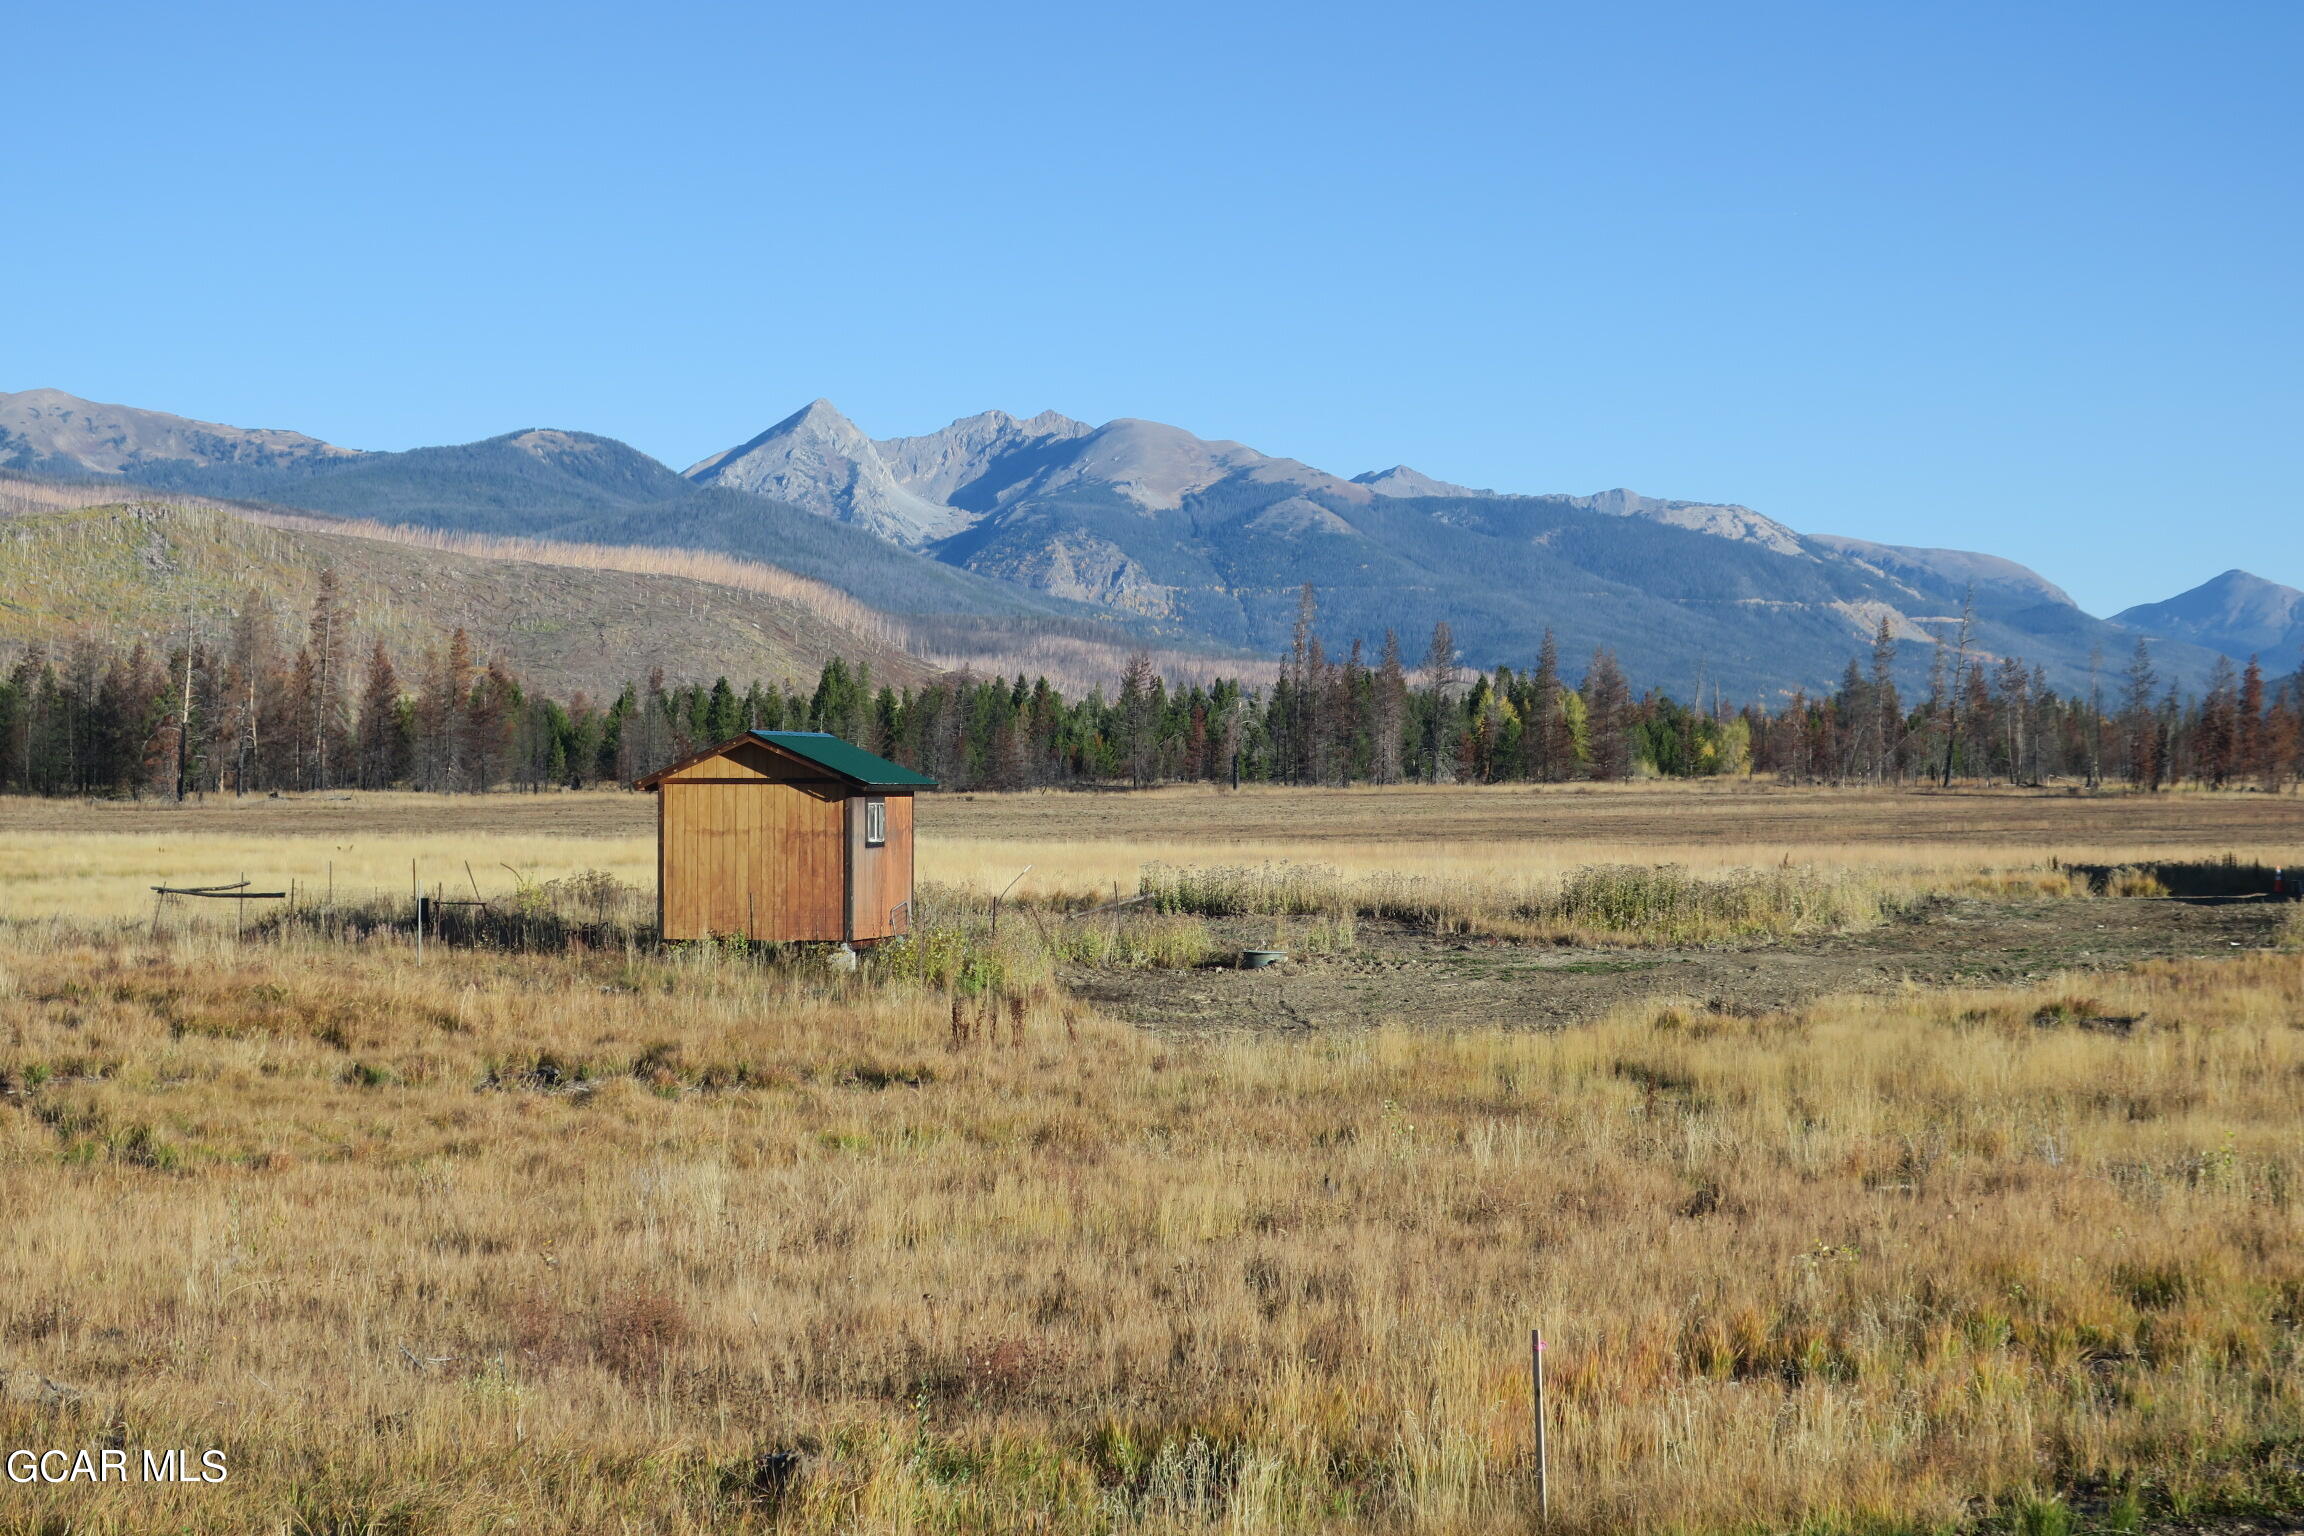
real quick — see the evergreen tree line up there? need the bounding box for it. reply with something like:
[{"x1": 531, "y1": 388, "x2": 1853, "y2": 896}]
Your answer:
[{"x1": 2, "y1": 579, "x2": 2300, "y2": 798}]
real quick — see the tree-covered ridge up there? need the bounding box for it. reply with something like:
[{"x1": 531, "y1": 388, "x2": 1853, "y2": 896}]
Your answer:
[
  {"x1": 0, "y1": 501, "x2": 930, "y2": 704},
  {"x1": 4, "y1": 582, "x2": 2298, "y2": 799}
]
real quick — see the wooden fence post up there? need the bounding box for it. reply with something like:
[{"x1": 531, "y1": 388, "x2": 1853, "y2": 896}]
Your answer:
[{"x1": 1532, "y1": 1327, "x2": 1550, "y2": 1523}]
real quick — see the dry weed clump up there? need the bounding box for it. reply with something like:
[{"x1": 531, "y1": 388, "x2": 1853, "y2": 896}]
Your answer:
[
  {"x1": 1, "y1": 918, "x2": 2302, "y2": 1533},
  {"x1": 1050, "y1": 911, "x2": 1218, "y2": 971},
  {"x1": 875, "y1": 883, "x2": 1218, "y2": 992},
  {"x1": 2104, "y1": 866, "x2": 2173, "y2": 899},
  {"x1": 1141, "y1": 859, "x2": 1901, "y2": 944}
]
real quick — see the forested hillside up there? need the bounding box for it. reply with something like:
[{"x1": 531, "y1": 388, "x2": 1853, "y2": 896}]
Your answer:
[{"x1": 0, "y1": 502, "x2": 928, "y2": 701}]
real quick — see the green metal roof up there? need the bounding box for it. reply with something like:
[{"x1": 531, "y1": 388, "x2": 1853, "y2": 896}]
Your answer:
[{"x1": 752, "y1": 731, "x2": 937, "y2": 788}]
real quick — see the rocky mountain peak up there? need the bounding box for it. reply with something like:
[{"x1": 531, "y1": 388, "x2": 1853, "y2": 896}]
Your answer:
[
  {"x1": 682, "y1": 399, "x2": 964, "y2": 546},
  {"x1": 2113, "y1": 568, "x2": 2304, "y2": 663},
  {"x1": 875, "y1": 408, "x2": 1094, "y2": 508},
  {"x1": 1352, "y1": 465, "x2": 1494, "y2": 499},
  {"x1": 2196, "y1": 569, "x2": 2293, "y2": 604},
  {"x1": 790, "y1": 398, "x2": 850, "y2": 426}
]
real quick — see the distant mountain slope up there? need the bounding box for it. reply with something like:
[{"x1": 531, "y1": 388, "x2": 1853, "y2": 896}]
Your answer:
[
  {"x1": 125, "y1": 427, "x2": 689, "y2": 522},
  {"x1": 1571, "y1": 488, "x2": 1805, "y2": 556},
  {"x1": 0, "y1": 500, "x2": 932, "y2": 698},
  {"x1": 2114, "y1": 570, "x2": 2304, "y2": 665},
  {"x1": 0, "y1": 388, "x2": 356, "y2": 477},
  {"x1": 1807, "y1": 534, "x2": 2077, "y2": 610},
  {"x1": 686, "y1": 401, "x2": 2230, "y2": 696}
]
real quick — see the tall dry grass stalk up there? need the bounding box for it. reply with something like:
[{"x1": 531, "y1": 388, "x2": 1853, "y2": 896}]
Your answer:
[
  {"x1": 921, "y1": 836, "x2": 2299, "y2": 913},
  {"x1": 1139, "y1": 860, "x2": 1903, "y2": 944},
  {"x1": 0, "y1": 475, "x2": 261, "y2": 521},
  {"x1": 2, "y1": 919, "x2": 2300, "y2": 1533}
]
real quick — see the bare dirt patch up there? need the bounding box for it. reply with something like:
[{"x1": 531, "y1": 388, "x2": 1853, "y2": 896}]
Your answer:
[{"x1": 1069, "y1": 894, "x2": 2293, "y2": 1034}]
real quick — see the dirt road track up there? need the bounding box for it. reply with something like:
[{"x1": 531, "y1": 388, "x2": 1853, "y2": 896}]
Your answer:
[
  {"x1": 1069, "y1": 894, "x2": 2293, "y2": 1034},
  {"x1": 3, "y1": 782, "x2": 2298, "y2": 850}
]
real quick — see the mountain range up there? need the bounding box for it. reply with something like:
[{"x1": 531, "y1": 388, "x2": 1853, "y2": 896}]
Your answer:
[
  {"x1": 4, "y1": 387, "x2": 2291, "y2": 699},
  {"x1": 0, "y1": 391, "x2": 1084, "y2": 628}
]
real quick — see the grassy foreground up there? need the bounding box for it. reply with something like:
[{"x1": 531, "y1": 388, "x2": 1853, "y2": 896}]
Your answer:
[{"x1": 2, "y1": 924, "x2": 2301, "y2": 1533}]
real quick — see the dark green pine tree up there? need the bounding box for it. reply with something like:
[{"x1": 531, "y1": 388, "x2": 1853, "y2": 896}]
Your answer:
[{"x1": 704, "y1": 677, "x2": 741, "y2": 741}]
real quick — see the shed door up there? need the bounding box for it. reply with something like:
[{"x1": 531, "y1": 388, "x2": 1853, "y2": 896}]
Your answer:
[{"x1": 845, "y1": 795, "x2": 910, "y2": 941}]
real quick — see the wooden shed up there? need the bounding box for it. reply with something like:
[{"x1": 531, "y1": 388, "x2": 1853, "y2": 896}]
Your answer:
[{"x1": 635, "y1": 731, "x2": 936, "y2": 944}]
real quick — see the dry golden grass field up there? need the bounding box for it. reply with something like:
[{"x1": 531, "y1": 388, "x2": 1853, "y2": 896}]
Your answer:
[
  {"x1": 2, "y1": 783, "x2": 2302, "y2": 1534},
  {"x1": 3, "y1": 780, "x2": 2299, "y2": 922}
]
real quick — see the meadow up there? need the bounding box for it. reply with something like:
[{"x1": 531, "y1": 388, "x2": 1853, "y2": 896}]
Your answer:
[
  {"x1": 1, "y1": 783, "x2": 2301, "y2": 1533},
  {"x1": 3, "y1": 780, "x2": 2298, "y2": 923}
]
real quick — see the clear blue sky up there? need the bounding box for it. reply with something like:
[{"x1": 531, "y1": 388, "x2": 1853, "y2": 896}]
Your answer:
[{"x1": 5, "y1": 1, "x2": 2296, "y2": 614}]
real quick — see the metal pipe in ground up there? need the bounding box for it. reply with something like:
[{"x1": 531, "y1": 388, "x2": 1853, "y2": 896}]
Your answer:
[{"x1": 1532, "y1": 1327, "x2": 1549, "y2": 1522}]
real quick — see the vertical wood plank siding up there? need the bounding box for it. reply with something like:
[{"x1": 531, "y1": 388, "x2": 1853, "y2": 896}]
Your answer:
[
  {"x1": 886, "y1": 794, "x2": 915, "y2": 934},
  {"x1": 652, "y1": 742, "x2": 917, "y2": 943},
  {"x1": 659, "y1": 776, "x2": 846, "y2": 941}
]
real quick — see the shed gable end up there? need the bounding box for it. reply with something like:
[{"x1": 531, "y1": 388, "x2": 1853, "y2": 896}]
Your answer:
[{"x1": 656, "y1": 739, "x2": 843, "y2": 787}]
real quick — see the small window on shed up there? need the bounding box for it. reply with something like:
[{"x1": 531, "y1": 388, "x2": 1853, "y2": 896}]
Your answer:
[{"x1": 864, "y1": 798, "x2": 887, "y2": 846}]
